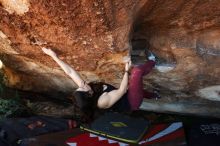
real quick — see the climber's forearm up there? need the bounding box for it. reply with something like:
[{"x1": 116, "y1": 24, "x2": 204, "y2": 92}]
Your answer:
[
  {"x1": 51, "y1": 55, "x2": 85, "y2": 87},
  {"x1": 118, "y1": 71, "x2": 129, "y2": 94}
]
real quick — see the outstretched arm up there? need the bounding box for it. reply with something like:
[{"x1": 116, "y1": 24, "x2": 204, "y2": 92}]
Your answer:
[
  {"x1": 42, "y1": 47, "x2": 86, "y2": 88},
  {"x1": 97, "y1": 59, "x2": 132, "y2": 109}
]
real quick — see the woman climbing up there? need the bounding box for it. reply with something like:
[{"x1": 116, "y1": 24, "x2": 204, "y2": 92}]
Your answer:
[{"x1": 42, "y1": 47, "x2": 159, "y2": 121}]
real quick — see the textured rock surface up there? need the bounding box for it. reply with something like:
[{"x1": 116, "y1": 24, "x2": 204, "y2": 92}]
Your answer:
[
  {"x1": 0, "y1": 0, "x2": 220, "y2": 117},
  {"x1": 133, "y1": 0, "x2": 220, "y2": 117}
]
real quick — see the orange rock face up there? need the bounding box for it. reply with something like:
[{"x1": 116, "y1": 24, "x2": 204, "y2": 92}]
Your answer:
[
  {"x1": 0, "y1": 0, "x2": 220, "y2": 117},
  {"x1": 0, "y1": 0, "x2": 137, "y2": 90},
  {"x1": 133, "y1": 0, "x2": 220, "y2": 99}
]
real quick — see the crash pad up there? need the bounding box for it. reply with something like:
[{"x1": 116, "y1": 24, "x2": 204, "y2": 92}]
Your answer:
[
  {"x1": 80, "y1": 112, "x2": 149, "y2": 144},
  {"x1": 66, "y1": 122, "x2": 186, "y2": 146}
]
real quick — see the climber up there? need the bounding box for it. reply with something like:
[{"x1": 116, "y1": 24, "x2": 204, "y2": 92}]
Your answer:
[{"x1": 42, "y1": 47, "x2": 160, "y2": 121}]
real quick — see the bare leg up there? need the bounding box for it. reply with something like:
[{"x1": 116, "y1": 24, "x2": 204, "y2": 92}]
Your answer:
[{"x1": 128, "y1": 60, "x2": 155, "y2": 110}]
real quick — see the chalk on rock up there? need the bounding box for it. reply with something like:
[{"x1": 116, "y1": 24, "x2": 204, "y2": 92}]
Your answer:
[
  {"x1": 155, "y1": 63, "x2": 175, "y2": 73},
  {"x1": 197, "y1": 85, "x2": 220, "y2": 101}
]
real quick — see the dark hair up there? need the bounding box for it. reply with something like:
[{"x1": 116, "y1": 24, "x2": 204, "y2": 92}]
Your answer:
[
  {"x1": 73, "y1": 82, "x2": 105, "y2": 122},
  {"x1": 74, "y1": 91, "x2": 94, "y2": 111}
]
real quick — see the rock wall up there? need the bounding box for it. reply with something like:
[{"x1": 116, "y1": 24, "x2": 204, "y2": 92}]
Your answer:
[
  {"x1": 0, "y1": 0, "x2": 220, "y2": 117},
  {"x1": 133, "y1": 0, "x2": 220, "y2": 117},
  {"x1": 0, "y1": 0, "x2": 141, "y2": 92}
]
